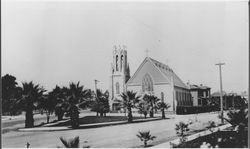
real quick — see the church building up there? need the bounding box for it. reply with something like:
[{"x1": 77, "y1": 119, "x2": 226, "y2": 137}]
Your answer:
[{"x1": 109, "y1": 46, "x2": 192, "y2": 113}]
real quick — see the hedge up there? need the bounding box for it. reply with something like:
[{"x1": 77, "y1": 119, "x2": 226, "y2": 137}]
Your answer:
[{"x1": 176, "y1": 105, "x2": 219, "y2": 115}]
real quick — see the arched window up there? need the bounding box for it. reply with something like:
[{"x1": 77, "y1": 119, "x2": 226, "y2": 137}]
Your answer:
[
  {"x1": 116, "y1": 82, "x2": 120, "y2": 94},
  {"x1": 116, "y1": 55, "x2": 119, "y2": 71},
  {"x1": 161, "y1": 92, "x2": 164, "y2": 101},
  {"x1": 142, "y1": 74, "x2": 154, "y2": 93},
  {"x1": 120, "y1": 55, "x2": 124, "y2": 71}
]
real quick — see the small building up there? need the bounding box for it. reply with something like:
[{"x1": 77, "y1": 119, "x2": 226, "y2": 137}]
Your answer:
[
  {"x1": 188, "y1": 84, "x2": 211, "y2": 106},
  {"x1": 211, "y1": 91, "x2": 246, "y2": 110}
]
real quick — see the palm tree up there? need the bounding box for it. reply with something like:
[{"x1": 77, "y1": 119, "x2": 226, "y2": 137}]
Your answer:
[
  {"x1": 120, "y1": 90, "x2": 140, "y2": 122},
  {"x1": 157, "y1": 101, "x2": 170, "y2": 119},
  {"x1": 38, "y1": 94, "x2": 56, "y2": 123},
  {"x1": 91, "y1": 89, "x2": 110, "y2": 117},
  {"x1": 136, "y1": 131, "x2": 156, "y2": 147},
  {"x1": 65, "y1": 82, "x2": 92, "y2": 128},
  {"x1": 137, "y1": 101, "x2": 150, "y2": 119},
  {"x1": 60, "y1": 136, "x2": 80, "y2": 148},
  {"x1": 16, "y1": 81, "x2": 45, "y2": 128},
  {"x1": 54, "y1": 86, "x2": 70, "y2": 121},
  {"x1": 143, "y1": 94, "x2": 160, "y2": 118}
]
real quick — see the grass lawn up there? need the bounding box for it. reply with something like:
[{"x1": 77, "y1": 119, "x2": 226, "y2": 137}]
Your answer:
[{"x1": 48, "y1": 116, "x2": 147, "y2": 127}]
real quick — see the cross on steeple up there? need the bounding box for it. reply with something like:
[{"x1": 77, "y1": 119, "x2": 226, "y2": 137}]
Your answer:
[{"x1": 145, "y1": 49, "x2": 150, "y2": 57}]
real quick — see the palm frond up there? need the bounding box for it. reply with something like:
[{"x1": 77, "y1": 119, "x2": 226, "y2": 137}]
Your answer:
[{"x1": 60, "y1": 136, "x2": 79, "y2": 148}]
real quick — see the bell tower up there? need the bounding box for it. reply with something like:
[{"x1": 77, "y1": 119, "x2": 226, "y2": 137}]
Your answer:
[{"x1": 109, "y1": 45, "x2": 130, "y2": 111}]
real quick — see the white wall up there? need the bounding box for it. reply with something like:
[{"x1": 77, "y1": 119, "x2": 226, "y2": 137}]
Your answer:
[
  {"x1": 127, "y1": 83, "x2": 175, "y2": 111},
  {"x1": 191, "y1": 91, "x2": 198, "y2": 106}
]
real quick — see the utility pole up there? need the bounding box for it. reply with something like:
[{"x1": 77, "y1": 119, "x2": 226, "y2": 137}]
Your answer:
[{"x1": 215, "y1": 62, "x2": 225, "y2": 124}]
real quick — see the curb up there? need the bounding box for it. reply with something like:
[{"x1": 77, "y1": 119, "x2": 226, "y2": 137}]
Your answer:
[
  {"x1": 152, "y1": 123, "x2": 232, "y2": 148},
  {"x1": 19, "y1": 126, "x2": 70, "y2": 132},
  {"x1": 18, "y1": 117, "x2": 163, "y2": 132}
]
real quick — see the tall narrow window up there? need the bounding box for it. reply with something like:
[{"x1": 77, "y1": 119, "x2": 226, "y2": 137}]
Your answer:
[
  {"x1": 116, "y1": 82, "x2": 120, "y2": 94},
  {"x1": 121, "y1": 55, "x2": 124, "y2": 71},
  {"x1": 142, "y1": 74, "x2": 154, "y2": 93},
  {"x1": 116, "y1": 55, "x2": 118, "y2": 71},
  {"x1": 161, "y1": 92, "x2": 164, "y2": 101}
]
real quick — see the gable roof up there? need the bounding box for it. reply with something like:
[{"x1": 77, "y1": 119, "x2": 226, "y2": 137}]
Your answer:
[
  {"x1": 148, "y1": 57, "x2": 188, "y2": 89},
  {"x1": 190, "y1": 84, "x2": 211, "y2": 90},
  {"x1": 127, "y1": 57, "x2": 188, "y2": 89},
  {"x1": 126, "y1": 57, "x2": 169, "y2": 85}
]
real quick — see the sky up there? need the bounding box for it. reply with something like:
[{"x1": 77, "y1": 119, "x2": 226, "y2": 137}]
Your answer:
[{"x1": 2, "y1": 0, "x2": 249, "y2": 94}]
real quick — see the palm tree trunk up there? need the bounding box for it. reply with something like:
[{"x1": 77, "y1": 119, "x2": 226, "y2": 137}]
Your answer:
[
  {"x1": 25, "y1": 109, "x2": 34, "y2": 128},
  {"x1": 150, "y1": 102, "x2": 154, "y2": 118},
  {"x1": 46, "y1": 112, "x2": 50, "y2": 123},
  {"x1": 128, "y1": 107, "x2": 133, "y2": 123},
  {"x1": 144, "y1": 140, "x2": 147, "y2": 147},
  {"x1": 58, "y1": 112, "x2": 63, "y2": 121},
  {"x1": 150, "y1": 111, "x2": 153, "y2": 117},
  {"x1": 161, "y1": 108, "x2": 165, "y2": 119}
]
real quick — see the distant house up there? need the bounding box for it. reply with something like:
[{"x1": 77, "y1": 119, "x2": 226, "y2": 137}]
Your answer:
[
  {"x1": 188, "y1": 84, "x2": 211, "y2": 106},
  {"x1": 211, "y1": 91, "x2": 246, "y2": 109}
]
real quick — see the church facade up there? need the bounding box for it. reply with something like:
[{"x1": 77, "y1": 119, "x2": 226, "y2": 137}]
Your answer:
[{"x1": 109, "y1": 47, "x2": 192, "y2": 112}]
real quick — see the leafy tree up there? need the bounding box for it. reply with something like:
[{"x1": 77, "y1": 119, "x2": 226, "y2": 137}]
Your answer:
[
  {"x1": 60, "y1": 136, "x2": 80, "y2": 148},
  {"x1": 91, "y1": 89, "x2": 110, "y2": 117},
  {"x1": 136, "y1": 131, "x2": 156, "y2": 147},
  {"x1": 157, "y1": 101, "x2": 170, "y2": 119},
  {"x1": 120, "y1": 90, "x2": 140, "y2": 122},
  {"x1": 143, "y1": 94, "x2": 160, "y2": 118},
  {"x1": 16, "y1": 81, "x2": 45, "y2": 128},
  {"x1": 137, "y1": 101, "x2": 150, "y2": 119},
  {"x1": 2, "y1": 74, "x2": 21, "y2": 115}
]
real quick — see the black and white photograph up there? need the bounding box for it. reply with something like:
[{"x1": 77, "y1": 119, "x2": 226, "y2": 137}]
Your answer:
[{"x1": 1, "y1": 0, "x2": 249, "y2": 148}]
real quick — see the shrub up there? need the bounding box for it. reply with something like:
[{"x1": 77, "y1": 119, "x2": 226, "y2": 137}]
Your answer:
[
  {"x1": 60, "y1": 136, "x2": 79, "y2": 148},
  {"x1": 136, "y1": 131, "x2": 156, "y2": 147},
  {"x1": 176, "y1": 106, "x2": 218, "y2": 115},
  {"x1": 175, "y1": 122, "x2": 189, "y2": 143}
]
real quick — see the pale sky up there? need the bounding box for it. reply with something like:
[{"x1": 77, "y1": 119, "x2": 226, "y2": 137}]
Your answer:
[{"x1": 2, "y1": 0, "x2": 249, "y2": 94}]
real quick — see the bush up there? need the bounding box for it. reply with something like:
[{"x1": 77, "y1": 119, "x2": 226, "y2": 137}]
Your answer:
[
  {"x1": 173, "y1": 130, "x2": 248, "y2": 148},
  {"x1": 136, "y1": 131, "x2": 156, "y2": 147}
]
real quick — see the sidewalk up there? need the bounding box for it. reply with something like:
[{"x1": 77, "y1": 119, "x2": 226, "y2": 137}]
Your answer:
[{"x1": 18, "y1": 117, "x2": 162, "y2": 132}]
